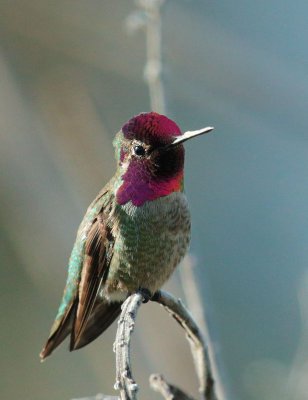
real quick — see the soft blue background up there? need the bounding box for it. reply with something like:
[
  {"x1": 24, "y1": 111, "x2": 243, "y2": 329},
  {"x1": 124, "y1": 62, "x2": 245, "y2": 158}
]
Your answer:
[{"x1": 1, "y1": 1, "x2": 307, "y2": 399}]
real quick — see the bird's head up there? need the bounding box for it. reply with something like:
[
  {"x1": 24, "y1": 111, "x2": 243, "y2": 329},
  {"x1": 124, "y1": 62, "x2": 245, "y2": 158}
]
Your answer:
[{"x1": 113, "y1": 112, "x2": 213, "y2": 207}]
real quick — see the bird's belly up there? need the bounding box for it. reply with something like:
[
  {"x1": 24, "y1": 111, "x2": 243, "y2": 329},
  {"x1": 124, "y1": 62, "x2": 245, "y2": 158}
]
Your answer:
[{"x1": 104, "y1": 191, "x2": 191, "y2": 300}]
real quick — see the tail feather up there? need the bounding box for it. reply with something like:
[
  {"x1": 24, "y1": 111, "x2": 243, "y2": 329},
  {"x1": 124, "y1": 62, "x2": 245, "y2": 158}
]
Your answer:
[
  {"x1": 71, "y1": 301, "x2": 122, "y2": 351},
  {"x1": 40, "y1": 300, "x2": 122, "y2": 360},
  {"x1": 40, "y1": 301, "x2": 77, "y2": 361}
]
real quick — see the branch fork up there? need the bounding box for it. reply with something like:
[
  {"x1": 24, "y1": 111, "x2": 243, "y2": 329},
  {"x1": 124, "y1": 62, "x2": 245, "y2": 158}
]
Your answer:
[{"x1": 73, "y1": 290, "x2": 218, "y2": 400}]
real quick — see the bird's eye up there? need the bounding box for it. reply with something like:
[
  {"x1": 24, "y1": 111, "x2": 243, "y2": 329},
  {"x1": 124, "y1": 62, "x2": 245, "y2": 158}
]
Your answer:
[{"x1": 133, "y1": 145, "x2": 146, "y2": 157}]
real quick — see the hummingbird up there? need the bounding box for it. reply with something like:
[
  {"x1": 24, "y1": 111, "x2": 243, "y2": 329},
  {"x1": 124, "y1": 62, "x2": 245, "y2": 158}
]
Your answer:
[{"x1": 40, "y1": 112, "x2": 213, "y2": 361}]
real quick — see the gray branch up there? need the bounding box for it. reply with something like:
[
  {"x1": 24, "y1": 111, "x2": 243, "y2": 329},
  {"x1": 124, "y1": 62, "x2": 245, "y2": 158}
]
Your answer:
[
  {"x1": 114, "y1": 293, "x2": 144, "y2": 400},
  {"x1": 112, "y1": 290, "x2": 217, "y2": 400},
  {"x1": 74, "y1": 290, "x2": 218, "y2": 400},
  {"x1": 150, "y1": 373, "x2": 195, "y2": 400},
  {"x1": 127, "y1": 0, "x2": 166, "y2": 114},
  {"x1": 152, "y1": 290, "x2": 217, "y2": 400},
  {"x1": 179, "y1": 257, "x2": 226, "y2": 400}
]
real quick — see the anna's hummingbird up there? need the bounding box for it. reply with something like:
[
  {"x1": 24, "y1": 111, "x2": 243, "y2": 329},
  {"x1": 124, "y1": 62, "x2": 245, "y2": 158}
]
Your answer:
[{"x1": 40, "y1": 112, "x2": 213, "y2": 361}]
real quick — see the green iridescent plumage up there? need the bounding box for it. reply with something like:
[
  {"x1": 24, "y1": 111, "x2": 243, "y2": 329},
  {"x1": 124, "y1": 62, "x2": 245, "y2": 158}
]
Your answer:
[{"x1": 40, "y1": 112, "x2": 212, "y2": 360}]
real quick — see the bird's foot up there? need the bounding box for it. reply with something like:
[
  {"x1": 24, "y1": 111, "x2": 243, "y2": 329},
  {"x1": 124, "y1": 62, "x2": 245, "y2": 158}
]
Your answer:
[
  {"x1": 138, "y1": 288, "x2": 152, "y2": 303},
  {"x1": 151, "y1": 291, "x2": 160, "y2": 302}
]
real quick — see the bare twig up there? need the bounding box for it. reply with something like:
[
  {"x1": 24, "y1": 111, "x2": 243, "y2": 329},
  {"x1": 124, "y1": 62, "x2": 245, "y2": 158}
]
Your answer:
[
  {"x1": 127, "y1": 0, "x2": 166, "y2": 113},
  {"x1": 179, "y1": 256, "x2": 226, "y2": 400},
  {"x1": 77, "y1": 290, "x2": 217, "y2": 400},
  {"x1": 114, "y1": 293, "x2": 144, "y2": 400},
  {"x1": 152, "y1": 290, "x2": 217, "y2": 400},
  {"x1": 150, "y1": 374, "x2": 195, "y2": 400}
]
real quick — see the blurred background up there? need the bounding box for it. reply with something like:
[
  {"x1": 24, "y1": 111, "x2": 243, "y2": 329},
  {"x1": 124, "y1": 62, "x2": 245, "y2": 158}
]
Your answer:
[{"x1": 1, "y1": 0, "x2": 308, "y2": 399}]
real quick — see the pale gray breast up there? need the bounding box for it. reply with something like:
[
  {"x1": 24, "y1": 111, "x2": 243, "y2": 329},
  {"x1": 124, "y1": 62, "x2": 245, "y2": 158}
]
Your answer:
[{"x1": 109, "y1": 191, "x2": 191, "y2": 293}]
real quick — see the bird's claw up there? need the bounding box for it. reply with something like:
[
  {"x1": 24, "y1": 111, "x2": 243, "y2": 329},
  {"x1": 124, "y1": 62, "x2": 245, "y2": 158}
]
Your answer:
[{"x1": 138, "y1": 288, "x2": 152, "y2": 303}]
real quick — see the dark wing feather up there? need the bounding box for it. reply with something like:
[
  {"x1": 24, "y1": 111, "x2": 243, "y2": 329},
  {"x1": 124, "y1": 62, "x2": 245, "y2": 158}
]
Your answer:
[
  {"x1": 40, "y1": 187, "x2": 117, "y2": 361},
  {"x1": 40, "y1": 300, "x2": 77, "y2": 361},
  {"x1": 70, "y1": 212, "x2": 114, "y2": 350},
  {"x1": 73, "y1": 300, "x2": 122, "y2": 350}
]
